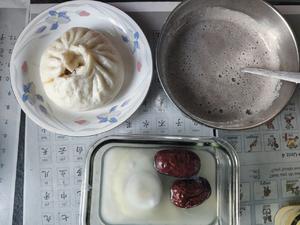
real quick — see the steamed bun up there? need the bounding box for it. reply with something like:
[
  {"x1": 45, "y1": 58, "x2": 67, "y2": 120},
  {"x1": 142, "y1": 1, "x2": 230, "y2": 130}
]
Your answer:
[{"x1": 40, "y1": 27, "x2": 124, "y2": 111}]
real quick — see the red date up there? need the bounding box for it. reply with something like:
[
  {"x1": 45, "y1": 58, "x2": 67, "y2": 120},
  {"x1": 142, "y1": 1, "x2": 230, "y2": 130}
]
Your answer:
[
  {"x1": 170, "y1": 177, "x2": 211, "y2": 208},
  {"x1": 154, "y1": 149, "x2": 200, "y2": 178}
]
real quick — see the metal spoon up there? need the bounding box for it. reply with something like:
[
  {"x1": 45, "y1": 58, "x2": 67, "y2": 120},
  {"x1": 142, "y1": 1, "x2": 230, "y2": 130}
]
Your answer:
[{"x1": 241, "y1": 68, "x2": 300, "y2": 84}]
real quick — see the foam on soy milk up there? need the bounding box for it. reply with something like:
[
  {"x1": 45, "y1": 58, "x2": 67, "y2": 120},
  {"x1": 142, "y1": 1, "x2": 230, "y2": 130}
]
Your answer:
[{"x1": 165, "y1": 7, "x2": 282, "y2": 123}]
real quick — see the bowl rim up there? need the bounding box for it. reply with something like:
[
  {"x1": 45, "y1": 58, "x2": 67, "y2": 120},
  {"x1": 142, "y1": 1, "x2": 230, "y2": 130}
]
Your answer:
[
  {"x1": 156, "y1": 0, "x2": 299, "y2": 131},
  {"x1": 10, "y1": 0, "x2": 153, "y2": 136}
]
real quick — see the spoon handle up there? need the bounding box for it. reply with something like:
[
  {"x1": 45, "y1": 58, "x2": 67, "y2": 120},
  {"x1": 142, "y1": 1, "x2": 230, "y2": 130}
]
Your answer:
[{"x1": 241, "y1": 68, "x2": 300, "y2": 84}]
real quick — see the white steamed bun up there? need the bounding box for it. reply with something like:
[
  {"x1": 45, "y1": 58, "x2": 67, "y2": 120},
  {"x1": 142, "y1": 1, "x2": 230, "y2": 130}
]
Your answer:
[{"x1": 40, "y1": 27, "x2": 124, "y2": 111}]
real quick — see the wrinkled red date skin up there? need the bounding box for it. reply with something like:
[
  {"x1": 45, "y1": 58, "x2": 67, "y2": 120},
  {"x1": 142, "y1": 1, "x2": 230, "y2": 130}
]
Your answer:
[
  {"x1": 154, "y1": 149, "x2": 200, "y2": 178},
  {"x1": 170, "y1": 177, "x2": 211, "y2": 208}
]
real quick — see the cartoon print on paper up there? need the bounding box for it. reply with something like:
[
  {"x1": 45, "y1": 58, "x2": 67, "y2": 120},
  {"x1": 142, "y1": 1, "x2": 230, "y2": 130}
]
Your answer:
[
  {"x1": 265, "y1": 119, "x2": 275, "y2": 130},
  {"x1": 43, "y1": 215, "x2": 52, "y2": 223},
  {"x1": 43, "y1": 191, "x2": 50, "y2": 200},
  {"x1": 142, "y1": 120, "x2": 150, "y2": 128},
  {"x1": 284, "y1": 113, "x2": 295, "y2": 129},
  {"x1": 158, "y1": 120, "x2": 166, "y2": 128},
  {"x1": 248, "y1": 137, "x2": 258, "y2": 152},
  {"x1": 287, "y1": 136, "x2": 298, "y2": 149},
  {"x1": 284, "y1": 133, "x2": 299, "y2": 149},
  {"x1": 262, "y1": 205, "x2": 272, "y2": 224},
  {"x1": 176, "y1": 118, "x2": 183, "y2": 127},
  {"x1": 267, "y1": 135, "x2": 279, "y2": 151},
  {"x1": 286, "y1": 181, "x2": 300, "y2": 196},
  {"x1": 263, "y1": 186, "x2": 271, "y2": 197}
]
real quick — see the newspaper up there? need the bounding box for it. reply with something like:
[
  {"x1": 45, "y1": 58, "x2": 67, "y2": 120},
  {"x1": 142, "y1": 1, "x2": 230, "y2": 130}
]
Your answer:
[
  {"x1": 0, "y1": 3, "x2": 27, "y2": 225},
  {"x1": 23, "y1": 2, "x2": 300, "y2": 225}
]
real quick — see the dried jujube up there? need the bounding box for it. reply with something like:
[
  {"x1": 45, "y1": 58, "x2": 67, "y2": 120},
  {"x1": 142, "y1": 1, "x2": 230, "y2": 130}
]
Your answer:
[
  {"x1": 170, "y1": 177, "x2": 211, "y2": 208},
  {"x1": 154, "y1": 149, "x2": 200, "y2": 178}
]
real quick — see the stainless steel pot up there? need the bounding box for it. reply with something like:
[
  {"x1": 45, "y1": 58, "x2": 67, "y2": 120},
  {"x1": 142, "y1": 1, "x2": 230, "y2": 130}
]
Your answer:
[{"x1": 156, "y1": 0, "x2": 299, "y2": 130}]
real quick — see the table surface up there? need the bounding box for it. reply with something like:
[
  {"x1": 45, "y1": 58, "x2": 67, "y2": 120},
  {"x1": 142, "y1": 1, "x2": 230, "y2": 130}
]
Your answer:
[{"x1": 11, "y1": 1, "x2": 300, "y2": 225}]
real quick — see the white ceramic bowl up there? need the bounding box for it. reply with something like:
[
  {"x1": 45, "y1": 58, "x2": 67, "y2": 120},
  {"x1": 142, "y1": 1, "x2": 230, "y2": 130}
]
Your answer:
[{"x1": 10, "y1": 0, "x2": 153, "y2": 136}]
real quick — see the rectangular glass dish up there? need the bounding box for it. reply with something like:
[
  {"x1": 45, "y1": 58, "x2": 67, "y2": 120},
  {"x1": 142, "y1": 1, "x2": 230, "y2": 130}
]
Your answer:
[{"x1": 80, "y1": 136, "x2": 239, "y2": 225}]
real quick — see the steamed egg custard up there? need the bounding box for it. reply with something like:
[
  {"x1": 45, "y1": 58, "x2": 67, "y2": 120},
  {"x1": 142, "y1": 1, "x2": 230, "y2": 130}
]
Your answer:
[
  {"x1": 100, "y1": 147, "x2": 217, "y2": 225},
  {"x1": 124, "y1": 171, "x2": 162, "y2": 210}
]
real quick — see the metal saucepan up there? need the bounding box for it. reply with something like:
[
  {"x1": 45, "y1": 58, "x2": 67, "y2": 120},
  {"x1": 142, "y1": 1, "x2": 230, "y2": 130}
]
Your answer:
[{"x1": 156, "y1": 0, "x2": 299, "y2": 130}]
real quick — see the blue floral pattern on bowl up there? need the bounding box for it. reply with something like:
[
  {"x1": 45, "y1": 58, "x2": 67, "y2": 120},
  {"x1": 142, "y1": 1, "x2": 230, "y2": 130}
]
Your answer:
[
  {"x1": 46, "y1": 10, "x2": 70, "y2": 30},
  {"x1": 96, "y1": 99, "x2": 130, "y2": 124},
  {"x1": 36, "y1": 10, "x2": 71, "y2": 33},
  {"x1": 120, "y1": 29, "x2": 142, "y2": 73},
  {"x1": 22, "y1": 82, "x2": 35, "y2": 104},
  {"x1": 121, "y1": 31, "x2": 140, "y2": 54},
  {"x1": 22, "y1": 82, "x2": 48, "y2": 115}
]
